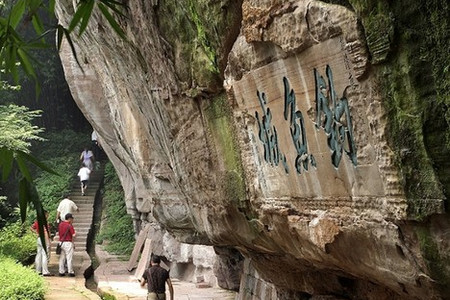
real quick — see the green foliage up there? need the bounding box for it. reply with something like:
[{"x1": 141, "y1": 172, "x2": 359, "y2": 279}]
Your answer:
[
  {"x1": 0, "y1": 0, "x2": 127, "y2": 94},
  {"x1": 101, "y1": 293, "x2": 117, "y2": 300},
  {"x1": 0, "y1": 221, "x2": 36, "y2": 264},
  {"x1": 0, "y1": 104, "x2": 44, "y2": 153},
  {"x1": 0, "y1": 256, "x2": 46, "y2": 300},
  {"x1": 97, "y1": 162, "x2": 134, "y2": 257},
  {"x1": 0, "y1": 102, "x2": 50, "y2": 247}
]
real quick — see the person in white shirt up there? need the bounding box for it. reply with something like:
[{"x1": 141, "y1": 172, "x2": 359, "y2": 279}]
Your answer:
[
  {"x1": 56, "y1": 195, "x2": 79, "y2": 223},
  {"x1": 77, "y1": 163, "x2": 91, "y2": 196},
  {"x1": 80, "y1": 147, "x2": 94, "y2": 171}
]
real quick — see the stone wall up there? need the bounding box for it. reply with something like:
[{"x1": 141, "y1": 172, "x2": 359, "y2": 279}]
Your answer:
[{"x1": 55, "y1": 0, "x2": 450, "y2": 299}]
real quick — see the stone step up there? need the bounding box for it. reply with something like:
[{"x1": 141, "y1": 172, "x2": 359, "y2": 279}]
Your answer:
[
  {"x1": 70, "y1": 200, "x2": 95, "y2": 205},
  {"x1": 52, "y1": 237, "x2": 87, "y2": 244},
  {"x1": 55, "y1": 230, "x2": 89, "y2": 236},
  {"x1": 51, "y1": 241, "x2": 87, "y2": 248},
  {"x1": 70, "y1": 185, "x2": 100, "y2": 190}
]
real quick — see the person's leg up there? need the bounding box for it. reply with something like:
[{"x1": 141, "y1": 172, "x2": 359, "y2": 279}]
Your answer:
[
  {"x1": 59, "y1": 244, "x2": 66, "y2": 275},
  {"x1": 41, "y1": 242, "x2": 50, "y2": 275},
  {"x1": 35, "y1": 238, "x2": 42, "y2": 273},
  {"x1": 80, "y1": 181, "x2": 84, "y2": 195},
  {"x1": 63, "y1": 242, "x2": 75, "y2": 275},
  {"x1": 147, "y1": 293, "x2": 157, "y2": 300}
]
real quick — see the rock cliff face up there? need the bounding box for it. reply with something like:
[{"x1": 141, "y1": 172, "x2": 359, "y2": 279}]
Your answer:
[{"x1": 55, "y1": 0, "x2": 450, "y2": 299}]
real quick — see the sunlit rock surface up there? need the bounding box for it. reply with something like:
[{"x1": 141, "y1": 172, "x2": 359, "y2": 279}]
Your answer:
[{"x1": 56, "y1": 0, "x2": 449, "y2": 299}]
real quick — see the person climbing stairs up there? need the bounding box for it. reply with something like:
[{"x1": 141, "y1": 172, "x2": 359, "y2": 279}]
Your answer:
[{"x1": 44, "y1": 163, "x2": 105, "y2": 299}]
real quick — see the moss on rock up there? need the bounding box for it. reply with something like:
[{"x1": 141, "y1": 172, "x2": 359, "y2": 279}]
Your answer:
[
  {"x1": 330, "y1": 0, "x2": 450, "y2": 218},
  {"x1": 416, "y1": 226, "x2": 450, "y2": 292},
  {"x1": 204, "y1": 94, "x2": 251, "y2": 217},
  {"x1": 156, "y1": 0, "x2": 242, "y2": 91}
]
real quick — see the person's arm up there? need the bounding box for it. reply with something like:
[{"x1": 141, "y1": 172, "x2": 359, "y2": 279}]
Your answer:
[
  {"x1": 56, "y1": 211, "x2": 60, "y2": 222},
  {"x1": 30, "y1": 222, "x2": 37, "y2": 234},
  {"x1": 166, "y1": 278, "x2": 174, "y2": 300},
  {"x1": 70, "y1": 225, "x2": 76, "y2": 238},
  {"x1": 140, "y1": 277, "x2": 146, "y2": 287}
]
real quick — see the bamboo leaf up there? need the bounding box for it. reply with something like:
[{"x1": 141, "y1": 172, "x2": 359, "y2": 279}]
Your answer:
[
  {"x1": 78, "y1": 0, "x2": 95, "y2": 36},
  {"x1": 68, "y1": 2, "x2": 88, "y2": 33},
  {"x1": 98, "y1": 2, "x2": 126, "y2": 40},
  {"x1": 49, "y1": 0, "x2": 56, "y2": 14},
  {"x1": 31, "y1": 186, "x2": 47, "y2": 250},
  {"x1": 18, "y1": 151, "x2": 60, "y2": 176},
  {"x1": 28, "y1": 0, "x2": 44, "y2": 11},
  {"x1": 63, "y1": 27, "x2": 84, "y2": 72},
  {"x1": 16, "y1": 152, "x2": 32, "y2": 182},
  {"x1": 56, "y1": 24, "x2": 64, "y2": 50},
  {"x1": 29, "y1": 28, "x2": 55, "y2": 44},
  {"x1": 101, "y1": 0, "x2": 127, "y2": 18},
  {"x1": 9, "y1": 0, "x2": 26, "y2": 29},
  {"x1": 25, "y1": 41, "x2": 51, "y2": 49},
  {"x1": 18, "y1": 177, "x2": 30, "y2": 223},
  {"x1": 17, "y1": 48, "x2": 37, "y2": 80},
  {"x1": 101, "y1": 0, "x2": 125, "y2": 7},
  {"x1": 0, "y1": 148, "x2": 14, "y2": 182},
  {"x1": 34, "y1": 81, "x2": 41, "y2": 99},
  {"x1": 31, "y1": 14, "x2": 45, "y2": 35},
  {"x1": 8, "y1": 45, "x2": 19, "y2": 83}
]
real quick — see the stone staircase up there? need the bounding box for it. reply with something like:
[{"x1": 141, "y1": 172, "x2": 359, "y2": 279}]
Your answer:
[
  {"x1": 44, "y1": 164, "x2": 104, "y2": 299},
  {"x1": 51, "y1": 165, "x2": 104, "y2": 254}
]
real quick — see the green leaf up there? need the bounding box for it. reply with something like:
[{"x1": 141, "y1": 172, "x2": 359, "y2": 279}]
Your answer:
[
  {"x1": 63, "y1": 27, "x2": 84, "y2": 72},
  {"x1": 16, "y1": 152, "x2": 32, "y2": 182},
  {"x1": 0, "y1": 148, "x2": 14, "y2": 182},
  {"x1": 28, "y1": 0, "x2": 44, "y2": 12},
  {"x1": 101, "y1": 0, "x2": 126, "y2": 6},
  {"x1": 49, "y1": 0, "x2": 56, "y2": 14},
  {"x1": 25, "y1": 41, "x2": 51, "y2": 49},
  {"x1": 8, "y1": 45, "x2": 19, "y2": 83},
  {"x1": 18, "y1": 151, "x2": 61, "y2": 176},
  {"x1": 34, "y1": 82, "x2": 41, "y2": 99},
  {"x1": 98, "y1": 2, "x2": 127, "y2": 40},
  {"x1": 56, "y1": 24, "x2": 64, "y2": 50},
  {"x1": 32, "y1": 188, "x2": 47, "y2": 251},
  {"x1": 18, "y1": 177, "x2": 30, "y2": 223},
  {"x1": 78, "y1": 0, "x2": 95, "y2": 36},
  {"x1": 8, "y1": 0, "x2": 26, "y2": 29},
  {"x1": 17, "y1": 48, "x2": 37, "y2": 80},
  {"x1": 31, "y1": 14, "x2": 45, "y2": 35},
  {"x1": 101, "y1": 0, "x2": 127, "y2": 18},
  {"x1": 68, "y1": 1, "x2": 88, "y2": 33}
]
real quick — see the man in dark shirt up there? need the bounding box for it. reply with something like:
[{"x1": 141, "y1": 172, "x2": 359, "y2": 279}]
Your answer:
[{"x1": 140, "y1": 255, "x2": 174, "y2": 300}]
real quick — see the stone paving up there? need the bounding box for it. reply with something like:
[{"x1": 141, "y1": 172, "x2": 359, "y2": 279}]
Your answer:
[{"x1": 94, "y1": 246, "x2": 237, "y2": 300}]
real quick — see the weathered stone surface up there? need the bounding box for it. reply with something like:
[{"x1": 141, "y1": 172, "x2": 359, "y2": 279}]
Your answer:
[{"x1": 55, "y1": 0, "x2": 449, "y2": 299}]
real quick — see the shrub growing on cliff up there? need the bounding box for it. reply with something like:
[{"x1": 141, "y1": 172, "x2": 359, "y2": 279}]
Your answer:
[
  {"x1": 0, "y1": 256, "x2": 46, "y2": 300},
  {"x1": 97, "y1": 162, "x2": 134, "y2": 257}
]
